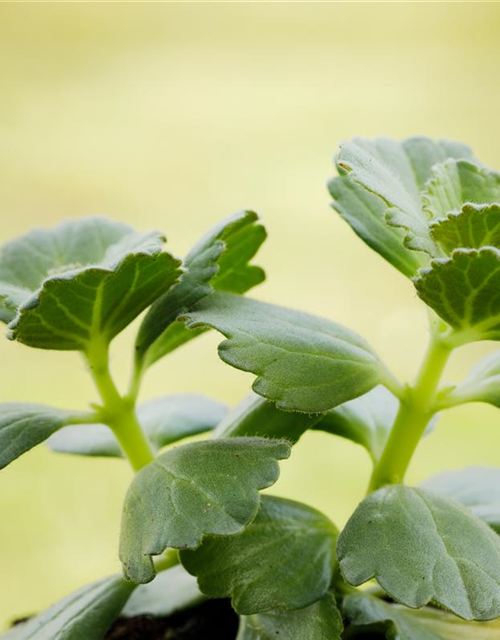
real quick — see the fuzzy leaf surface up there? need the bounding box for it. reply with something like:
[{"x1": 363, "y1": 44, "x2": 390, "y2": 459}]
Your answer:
[
  {"x1": 329, "y1": 175, "x2": 422, "y2": 278},
  {"x1": 181, "y1": 496, "x2": 338, "y2": 615},
  {"x1": 414, "y1": 248, "x2": 500, "y2": 340},
  {"x1": 120, "y1": 438, "x2": 290, "y2": 583},
  {"x1": 343, "y1": 592, "x2": 500, "y2": 640},
  {"x1": 237, "y1": 594, "x2": 343, "y2": 640},
  {"x1": 0, "y1": 403, "x2": 93, "y2": 469},
  {"x1": 181, "y1": 292, "x2": 385, "y2": 412},
  {"x1": 4, "y1": 575, "x2": 134, "y2": 640},
  {"x1": 336, "y1": 137, "x2": 472, "y2": 255},
  {"x1": 441, "y1": 351, "x2": 500, "y2": 407},
  {"x1": 422, "y1": 467, "x2": 500, "y2": 534},
  {"x1": 430, "y1": 204, "x2": 500, "y2": 253},
  {"x1": 49, "y1": 394, "x2": 226, "y2": 458},
  {"x1": 337, "y1": 485, "x2": 500, "y2": 620},
  {"x1": 136, "y1": 211, "x2": 265, "y2": 368},
  {"x1": 0, "y1": 217, "x2": 182, "y2": 350}
]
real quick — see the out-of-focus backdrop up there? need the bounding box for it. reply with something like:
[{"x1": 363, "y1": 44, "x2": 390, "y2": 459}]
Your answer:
[{"x1": 1, "y1": 2, "x2": 500, "y2": 629}]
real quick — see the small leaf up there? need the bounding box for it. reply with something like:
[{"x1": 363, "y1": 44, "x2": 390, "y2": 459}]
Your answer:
[
  {"x1": 338, "y1": 485, "x2": 500, "y2": 620},
  {"x1": 423, "y1": 160, "x2": 500, "y2": 221},
  {"x1": 181, "y1": 496, "x2": 338, "y2": 615},
  {"x1": 5, "y1": 575, "x2": 135, "y2": 640},
  {"x1": 237, "y1": 593, "x2": 343, "y2": 640},
  {"x1": 120, "y1": 438, "x2": 290, "y2": 583},
  {"x1": 0, "y1": 217, "x2": 182, "y2": 350},
  {"x1": 214, "y1": 392, "x2": 322, "y2": 442},
  {"x1": 413, "y1": 248, "x2": 500, "y2": 341},
  {"x1": 49, "y1": 394, "x2": 227, "y2": 458},
  {"x1": 336, "y1": 137, "x2": 472, "y2": 255},
  {"x1": 317, "y1": 386, "x2": 399, "y2": 463},
  {"x1": 422, "y1": 467, "x2": 500, "y2": 534},
  {"x1": 181, "y1": 292, "x2": 385, "y2": 413},
  {"x1": 343, "y1": 592, "x2": 500, "y2": 640},
  {"x1": 441, "y1": 351, "x2": 500, "y2": 407},
  {"x1": 122, "y1": 564, "x2": 203, "y2": 618},
  {"x1": 430, "y1": 204, "x2": 500, "y2": 254},
  {"x1": 328, "y1": 176, "x2": 422, "y2": 278},
  {"x1": 0, "y1": 403, "x2": 93, "y2": 469},
  {"x1": 136, "y1": 211, "x2": 266, "y2": 368}
]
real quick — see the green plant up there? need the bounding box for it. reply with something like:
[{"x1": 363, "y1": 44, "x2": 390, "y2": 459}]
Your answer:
[{"x1": 3, "y1": 137, "x2": 500, "y2": 639}]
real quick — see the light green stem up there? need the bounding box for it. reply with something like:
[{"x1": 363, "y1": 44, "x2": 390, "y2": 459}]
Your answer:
[
  {"x1": 368, "y1": 333, "x2": 452, "y2": 492},
  {"x1": 154, "y1": 549, "x2": 180, "y2": 573},
  {"x1": 85, "y1": 338, "x2": 155, "y2": 472}
]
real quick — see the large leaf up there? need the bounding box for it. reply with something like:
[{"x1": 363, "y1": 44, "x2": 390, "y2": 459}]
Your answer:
[
  {"x1": 0, "y1": 403, "x2": 95, "y2": 470},
  {"x1": 213, "y1": 392, "x2": 322, "y2": 442},
  {"x1": 423, "y1": 161, "x2": 500, "y2": 221},
  {"x1": 181, "y1": 292, "x2": 386, "y2": 413},
  {"x1": 422, "y1": 467, "x2": 500, "y2": 534},
  {"x1": 120, "y1": 438, "x2": 290, "y2": 583},
  {"x1": 317, "y1": 386, "x2": 399, "y2": 463},
  {"x1": 439, "y1": 351, "x2": 500, "y2": 408},
  {"x1": 328, "y1": 175, "x2": 422, "y2": 278},
  {"x1": 121, "y1": 564, "x2": 203, "y2": 618},
  {"x1": 237, "y1": 594, "x2": 343, "y2": 640},
  {"x1": 336, "y1": 137, "x2": 473, "y2": 255},
  {"x1": 49, "y1": 394, "x2": 226, "y2": 458},
  {"x1": 0, "y1": 217, "x2": 182, "y2": 350},
  {"x1": 430, "y1": 204, "x2": 500, "y2": 254},
  {"x1": 413, "y1": 248, "x2": 500, "y2": 341},
  {"x1": 343, "y1": 592, "x2": 500, "y2": 640},
  {"x1": 3, "y1": 575, "x2": 135, "y2": 640},
  {"x1": 135, "y1": 211, "x2": 266, "y2": 369},
  {"x1": 338, "y1": 485, "x2": 500, "y2": 620},
  {"x1": 181, "y1": 496, "x2": 338, "y2": 615}
]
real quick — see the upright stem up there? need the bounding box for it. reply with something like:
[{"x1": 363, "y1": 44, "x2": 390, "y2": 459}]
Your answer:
[
  {"x1": 368, "y1": 332, "x2": 452, "y2": 492},
  {"x1": 85, "y1": 338, "x2": 155, "y2": 472}
]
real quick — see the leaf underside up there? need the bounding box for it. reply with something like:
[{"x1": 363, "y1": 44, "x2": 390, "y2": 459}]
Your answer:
[{"x1": 119, "y1": 438, "x2": 290, "y2": 584}]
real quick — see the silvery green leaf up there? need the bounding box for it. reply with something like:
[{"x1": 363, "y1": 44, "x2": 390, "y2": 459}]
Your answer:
[
  {"x1": 48, "y1": 394, "x2": 226, "y2": 458},
  {"x1": 136, "y1": 211, "x2": 265, "y2": 368},
  {"x1": 181, "y1": 292, "x2": 386, "y2": 413},
  {"x1": 120, "y1": 438, "x2": 290, "y2": 583},
  {"x1": 0, "y1": 217, "x2": 182, "y2": 350},
  {"x1": 181, "y1": 496, "x2": 338, "y2": 614},
  {"x1": 440, "y1": 351, "x2": 500, "y2": 407},
  {"x1": 430, "y1": 204, "x2": 500, "y2": 254},
  {"x1": 338, "y1": 485, "x2": 500, "y2": 620},
  {"x1": 237, "y1": 594, "x2": 343, "y2": 640},
  {"x1": 422, "y1": 467, "x2": 500, "y2": 534}
]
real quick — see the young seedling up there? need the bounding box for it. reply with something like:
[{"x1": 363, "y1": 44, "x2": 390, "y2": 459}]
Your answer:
[{"x1": 2, "y1": 137, "x2": 500, "y2": 640}]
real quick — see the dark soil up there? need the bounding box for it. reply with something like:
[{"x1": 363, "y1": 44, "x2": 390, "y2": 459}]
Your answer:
[{"x1": 104, "y1": 599, "x2": 239, "y2": 640}]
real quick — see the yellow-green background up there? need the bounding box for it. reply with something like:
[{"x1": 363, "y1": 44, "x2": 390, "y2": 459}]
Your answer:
[{"x1": 1, "y1": 1, "x2": 500, "y2": 630}]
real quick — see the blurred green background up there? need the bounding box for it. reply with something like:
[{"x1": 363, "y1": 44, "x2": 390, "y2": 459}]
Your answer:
[{"x1": 1, "y1": 2, "x2": 500, "y2": 630}]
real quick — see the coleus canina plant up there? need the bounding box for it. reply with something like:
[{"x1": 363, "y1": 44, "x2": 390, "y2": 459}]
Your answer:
[{"x1": 3, "y1": 139, "x2": 500, "y2": 640}]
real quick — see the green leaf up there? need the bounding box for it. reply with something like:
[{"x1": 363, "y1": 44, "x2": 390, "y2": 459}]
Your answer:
[
  {"x1": 180, "y1": 496, "x2": 338, "y2": 615},
  {"x1": 441, "y1": 351, "x2": 500, "y2": 408},
  {"x1": 430, "y1": 204, "x2": 500, "y2": 254},
  {"x1": 423, "y1": 160, "x2": 500, "y2": 221},
  {"x1": 413, "y1": 248, "x2": 500, "y2": 341},
  {"x1": 336, "y1": 137, "x2": 473, "y2": 255},
  {"x1": 317, "y1": 386, "x2": 399, "y2": 463},
  {"x1": 120, "y1": 437, "x2": 290, "y2": 584},
  {"x1": 181, "y1": 292, "x2": 385, "y2": 413},
  {"x1": 0, "y1": 217, "x2": 182, "y2": 350},
  {"x1": 121, "y1": 564, "x2": 203, "y2": 618},
  {"x1": 337, "y1": 485, "x2": 500, "y2": 620},
  {"x1": 4, "y1": 575, "x2": 135, "y2": 640},
  {"x1": 48, "y1": 394, "x2": 226, "y2": 458},
  {"x1": 422, "y1": 467, "x2": 500, "y2": 534},
  {"x1": 135, "y1": 211, "x2": 266, "y2": 368},
  {"x1": 343, "y1": 592, "x2": 500, "y2": 640},
  {"x1": 0, "y1": 403, "x2": 95, "y2": 470},
  {"x1": 237, "y1": 593, "x2": 343, "y2": 640},
  {"x1": 328, "y1": 175, "x2": 423, "y2": 278},
  {"x1": 214, "y1": 392, "x2": 322, "y2": 442}
]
